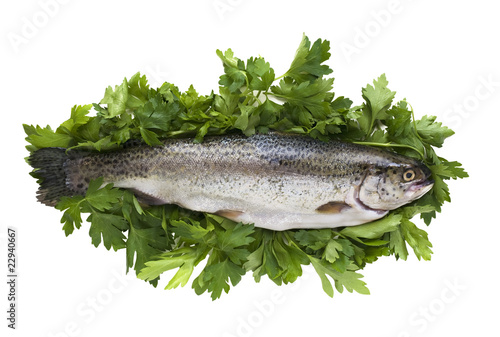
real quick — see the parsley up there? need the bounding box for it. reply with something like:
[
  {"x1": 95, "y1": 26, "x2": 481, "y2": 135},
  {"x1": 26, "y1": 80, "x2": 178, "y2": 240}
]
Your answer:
[{"x1": 24, "y1": 34, "x2": 467, "y2": 299}]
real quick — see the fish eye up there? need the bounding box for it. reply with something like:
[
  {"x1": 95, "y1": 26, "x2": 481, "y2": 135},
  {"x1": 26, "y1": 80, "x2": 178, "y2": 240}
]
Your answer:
[{"x1": 403, "y1": 169, "x2": 416, "y2": 182}]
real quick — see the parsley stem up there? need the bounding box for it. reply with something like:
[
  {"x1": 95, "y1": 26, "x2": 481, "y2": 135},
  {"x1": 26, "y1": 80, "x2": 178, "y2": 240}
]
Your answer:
[
  {"x1": 283, "y1": 231, "x2": 302, "y2": 250},
  {"x1": 274, "y1": 73, "x2": 287, "y2": 81},
  {"x1": 407, "y1": 102, "x2": 428, "y2": 159},
  {"x1": 241, "y1": 94, "x2": 252, "y2": 106},
  {"x1": 252, "y1": 91, "x2": 264, "y2": 106},
  {"x1": 352, "y1": 141, "x2": 425, "y2": 159}
]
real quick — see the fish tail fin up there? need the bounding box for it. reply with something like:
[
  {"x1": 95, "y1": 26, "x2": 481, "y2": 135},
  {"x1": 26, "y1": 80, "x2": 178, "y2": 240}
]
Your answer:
[{"x1": 28, "y1": 148, "x2": 76, "y2": 207}]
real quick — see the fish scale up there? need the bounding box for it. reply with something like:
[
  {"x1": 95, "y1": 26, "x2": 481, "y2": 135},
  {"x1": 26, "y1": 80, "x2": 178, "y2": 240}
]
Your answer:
[{"x1": 29, "y1": 133, "x2": 434, "y2": 230}]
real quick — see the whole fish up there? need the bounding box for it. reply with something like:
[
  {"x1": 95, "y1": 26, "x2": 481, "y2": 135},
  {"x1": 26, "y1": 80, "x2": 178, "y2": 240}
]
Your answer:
[{"x1": 28, "y1": 133, "x2": 434, "y2": 230}]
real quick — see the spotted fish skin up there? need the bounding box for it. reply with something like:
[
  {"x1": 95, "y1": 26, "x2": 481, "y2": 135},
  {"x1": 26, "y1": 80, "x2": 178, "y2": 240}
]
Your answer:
[{"x1": 29, "y1": 133, "x2": 433, "y2": 230}]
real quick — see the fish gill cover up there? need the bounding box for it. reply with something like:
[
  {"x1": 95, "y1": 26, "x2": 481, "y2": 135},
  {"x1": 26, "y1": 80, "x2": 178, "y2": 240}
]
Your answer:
[{"x1": 24, "y1": 34, "x2": 467, "y2": 300}]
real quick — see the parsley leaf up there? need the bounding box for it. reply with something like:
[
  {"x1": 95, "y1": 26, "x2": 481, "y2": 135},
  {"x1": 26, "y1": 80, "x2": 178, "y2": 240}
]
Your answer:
[
  {"x1": 246, "y1": 57, "x2": 275, "y2": 91},
  {"x1": 310, "y1": 257, "x2": 369, "y2": 297},
  {"x1": 358, "y1": 74, "x2": 396, "y2": 136},
  {"x1": 216, "y1": 48, "x2": 247, "y2": 93},
  {"x1": 23, "y1": 124, "x2": 73, "y2": 150},
  {"x1": 194, "y1": 259, "x2": 246, "y2": 300},
  {"x1": 271, "y1": 77, "x2": 334, "y2": 125},
  {"x1": 56, "y1": 195, "x2": 85, "y2": 236},
  {"x1": 285, "y1": 34, "x2": 333, "y2": 83},
  {"x1": 88, "y1": 212, "x2": 128, "y2": 251},
  {"x1": 415, "y1": 115, "x2": 455, "y2": 148},
  {"x1": 55, "y1": 178, "x2": 129, "y2": 250},
  {"x1": 100, "y1": 79, "x2": 129, "y2": 118}
]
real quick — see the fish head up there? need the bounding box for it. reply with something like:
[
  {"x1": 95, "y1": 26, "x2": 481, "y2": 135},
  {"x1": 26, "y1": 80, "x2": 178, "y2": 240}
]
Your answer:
[{"x1": 358, "y1": 161, "x2": 434, "y2": 211}]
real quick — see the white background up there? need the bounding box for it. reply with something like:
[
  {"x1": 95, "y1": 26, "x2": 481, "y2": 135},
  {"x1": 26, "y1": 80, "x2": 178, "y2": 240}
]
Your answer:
[{"x1": 1, "y1": 0, "x2": 499, "y2": 336}]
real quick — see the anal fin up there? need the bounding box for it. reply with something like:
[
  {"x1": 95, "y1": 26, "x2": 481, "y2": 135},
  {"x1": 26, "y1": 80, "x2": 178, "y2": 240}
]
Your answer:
[{"x1": 214, "y1": 209, "x2": 245, "y2": 222}]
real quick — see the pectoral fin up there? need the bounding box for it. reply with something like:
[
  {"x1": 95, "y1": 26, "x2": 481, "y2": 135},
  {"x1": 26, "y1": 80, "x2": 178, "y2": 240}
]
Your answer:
[{"x1": 316, "y1": 202, "x2": 352, "y2": 214}]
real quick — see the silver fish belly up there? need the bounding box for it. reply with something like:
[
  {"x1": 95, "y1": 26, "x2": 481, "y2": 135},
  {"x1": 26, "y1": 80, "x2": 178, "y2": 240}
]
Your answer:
[{"x1": 29, "y1": 133, "x2": 434, "y2": 230}]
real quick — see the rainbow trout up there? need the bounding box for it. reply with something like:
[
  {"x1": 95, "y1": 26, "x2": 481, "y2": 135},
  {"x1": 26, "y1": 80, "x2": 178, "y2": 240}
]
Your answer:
[{"x1": 29, "y1": 133, "x2": 434, "y2": 230}]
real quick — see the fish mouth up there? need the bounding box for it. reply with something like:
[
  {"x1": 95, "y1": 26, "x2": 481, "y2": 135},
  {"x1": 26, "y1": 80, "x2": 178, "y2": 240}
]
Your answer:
[
  {"x1": 407, "y1": 173, "x2": 434, "y2": 197},
  {"x1": 410, "y1": 179, "x2": 434, "y2": 192},
  {"x1": 411, "y1": 166, "x2": 434, "y2": 190}
]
